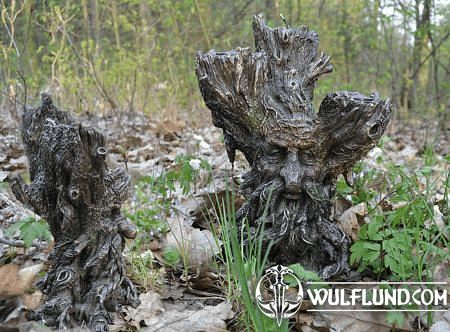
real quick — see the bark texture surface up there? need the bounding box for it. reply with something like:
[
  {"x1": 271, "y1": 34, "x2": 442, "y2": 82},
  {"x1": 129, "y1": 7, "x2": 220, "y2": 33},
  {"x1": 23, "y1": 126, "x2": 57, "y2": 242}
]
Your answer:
[
  {"x1": 196, "y1": 16, "x2": 392, "y2": 279},
  {"x1": 9, "y1": 94, "x2": 140, "y2": 331}
]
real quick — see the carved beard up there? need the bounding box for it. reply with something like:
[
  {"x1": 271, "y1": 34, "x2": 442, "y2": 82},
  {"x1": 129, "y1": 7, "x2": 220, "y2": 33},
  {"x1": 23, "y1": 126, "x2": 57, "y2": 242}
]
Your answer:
[{"x1": 237, "y1": 171, "x2": 349, "y2": 277}]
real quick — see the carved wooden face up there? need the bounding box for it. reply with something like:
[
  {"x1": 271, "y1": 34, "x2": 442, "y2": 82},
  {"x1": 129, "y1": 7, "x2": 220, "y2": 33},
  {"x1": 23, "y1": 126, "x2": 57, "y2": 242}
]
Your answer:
[
  {"x1": 255, "y1": 143, "x2": 323, "y2": 201},
  {"x1": 239, "y1": 139, "x2": 327, "y2": 244}
]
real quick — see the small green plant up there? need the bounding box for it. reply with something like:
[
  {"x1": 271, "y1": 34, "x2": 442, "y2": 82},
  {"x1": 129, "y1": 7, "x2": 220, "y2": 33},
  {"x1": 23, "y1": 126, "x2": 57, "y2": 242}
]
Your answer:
[
  {"x1": 350, "y1": 215, "x2": 419, "y2": 278},
  {"x1": 210, "y1": 187, "x2": 294, "y2": 331},
  {"x1": 284, "y1": 263, "x2": 326, "y2": 301},
  {"x1": 26, "y1": 286, "x2": 37, "y2": 294},
  {"x1": 124, "y1": 154, "x2": 212, "y2": 230},
  {"x1": 124, "y1": 206, "x2": 166, "y2": 234},
  {"x1": 344, "y1": 161, "x2": 384, "y2": 205},
  {"x1": 0, "y1": 250, "x2": 17, "y2": 264},
  {"x1": 385, "y1": 310, "x2": 405, "y2": 329},
  {"x1": 421, "y1": 143, "x2": 438, "y2": 167},
  {"x1": 164, "y1": 245, "x2": 181, "y2": 267},
  {"x1": 0, "y1": 181, "x2": 10, "y2": 191},
  {"x1": 173, "y1": 154, "x2": 212, "y2": 195},
  {"x1": 4, "y1": 217, "x2": 52, "y2": 248},
  {"x1": 287, "y1": 263, "x2": 323, "y2": 285}
]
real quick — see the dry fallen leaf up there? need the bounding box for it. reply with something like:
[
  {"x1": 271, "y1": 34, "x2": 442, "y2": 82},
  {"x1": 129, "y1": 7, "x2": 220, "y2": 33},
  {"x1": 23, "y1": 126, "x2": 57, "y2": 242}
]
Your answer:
[
  {"x1": 142, "y1": 301, "x2": 234, "y2": 332},
  {"x1": 124, "y1": 291, "x2": 234, "y2": 332},
  {"x1": 313, "y1": 308, "x2": 410, "y2": 332},
  {"x1": 0, "y1": 263, "x2": 43, "y2": 300},
  {"x1": 123, "y1": 291, "x2": 165, "y2": 329},
  {"x1": 160, "y1": 281, "x2": 186, "y2": 300},
  {"x1": 165, "y1": 213, "x2": 221, "y2": 270},
  {"x1": 337, "y1": 202, "x2": 368, "y2": 240}
]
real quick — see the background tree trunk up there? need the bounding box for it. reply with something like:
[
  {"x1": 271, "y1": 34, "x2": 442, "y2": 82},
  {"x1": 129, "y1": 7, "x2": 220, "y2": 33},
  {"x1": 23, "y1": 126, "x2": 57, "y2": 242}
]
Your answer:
[{"x1": 407, "y1": 0, "x2": 431, "y2": 112}]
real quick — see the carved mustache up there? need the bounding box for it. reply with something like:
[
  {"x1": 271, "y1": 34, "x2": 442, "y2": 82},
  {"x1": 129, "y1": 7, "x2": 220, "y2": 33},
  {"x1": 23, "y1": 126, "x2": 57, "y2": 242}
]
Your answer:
[
  {"x1": 243, "y1": 172, "x2": 325, "y2": 208},
  {"x1": 240, "y1": 177, "x2": 318, "y2": 242}
]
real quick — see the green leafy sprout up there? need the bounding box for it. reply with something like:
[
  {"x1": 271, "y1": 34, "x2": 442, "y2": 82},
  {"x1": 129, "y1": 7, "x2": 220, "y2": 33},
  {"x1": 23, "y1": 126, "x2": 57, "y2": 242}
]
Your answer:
[{"x1": 4, "y1": 217, "x2": 52, "y2": 248}]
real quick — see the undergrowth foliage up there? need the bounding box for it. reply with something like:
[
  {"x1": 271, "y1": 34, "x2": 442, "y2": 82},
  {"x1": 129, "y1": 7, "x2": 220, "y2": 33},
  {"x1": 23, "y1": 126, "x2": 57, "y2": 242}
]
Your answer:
[
  {"x1": 122, "y1": 154, "x2": 211, "y2": 289},
  {"x1": 212, "y1": 188, "x2": 288, "y2": 331},
  {"x1": 345, "y1": 154, "x2": 450, "y2": 281},
  {"x1": 3, "y1": 141, "x2": 449, "y2": 329},
  {"x1": 335, "y1": 143, "x2": 450, "y2": 327},
  {"x1": 124, "y1": 154, "x2": 211, "y2": 233}
]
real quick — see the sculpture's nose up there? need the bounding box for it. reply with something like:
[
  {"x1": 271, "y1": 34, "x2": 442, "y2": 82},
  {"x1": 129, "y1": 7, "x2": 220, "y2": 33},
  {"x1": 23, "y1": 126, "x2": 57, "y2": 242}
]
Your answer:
[{"x1": 280, "y1": 151, "x2": 302, "y2": 192}]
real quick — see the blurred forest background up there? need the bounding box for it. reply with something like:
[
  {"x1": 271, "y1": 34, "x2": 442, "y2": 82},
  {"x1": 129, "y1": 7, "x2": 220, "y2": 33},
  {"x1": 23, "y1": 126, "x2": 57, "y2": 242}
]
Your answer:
[{"x1": 1, "y1": 0, "x2": 450, "y2": 124}]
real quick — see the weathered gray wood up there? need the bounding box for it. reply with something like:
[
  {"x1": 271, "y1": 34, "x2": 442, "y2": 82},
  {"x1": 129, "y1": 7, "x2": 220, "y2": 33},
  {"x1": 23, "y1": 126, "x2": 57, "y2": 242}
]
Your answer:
[
  {"x1": 9, "y1": 94, "x2": 140, "y2": 331},
  {"x1": 196, "y1": 16, "x2": 392, "y2": 279}
]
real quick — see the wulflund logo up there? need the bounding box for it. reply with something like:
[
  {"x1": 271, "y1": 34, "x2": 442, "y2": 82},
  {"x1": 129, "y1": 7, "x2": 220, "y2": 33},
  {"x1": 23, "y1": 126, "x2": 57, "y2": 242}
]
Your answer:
[
  {"x1": 256, "y1": 265, "x2": 447, "y2": 325},
  {"x1": 255, "y1": 265, "x2": 303, "y2": 326}
]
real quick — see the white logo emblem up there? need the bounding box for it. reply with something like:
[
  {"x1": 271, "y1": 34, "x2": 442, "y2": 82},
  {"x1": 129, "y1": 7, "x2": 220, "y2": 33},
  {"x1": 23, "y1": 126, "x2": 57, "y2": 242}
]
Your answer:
[{"x1": 256, "y1": 265, "x2": 303, "y2": 326}]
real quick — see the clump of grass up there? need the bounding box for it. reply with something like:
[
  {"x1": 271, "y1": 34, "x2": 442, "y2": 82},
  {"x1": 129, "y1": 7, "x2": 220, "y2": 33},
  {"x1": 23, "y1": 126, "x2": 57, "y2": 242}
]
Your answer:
[
  {"x1": 209, "y1": 187, "x2": 322, "y2": 331},
  {"x1": 210, "y1": 188, "x2": 284, "y2": 331},
  {"x1": 128, "y1": 250, "x2": 163, "y2": 292}
]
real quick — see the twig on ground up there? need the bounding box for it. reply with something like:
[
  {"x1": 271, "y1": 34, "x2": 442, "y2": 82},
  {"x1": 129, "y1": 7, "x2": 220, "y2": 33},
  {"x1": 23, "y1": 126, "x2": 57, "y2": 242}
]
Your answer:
[{"x1": 0, "y1": 237, "x2": 49, "y2": 249}]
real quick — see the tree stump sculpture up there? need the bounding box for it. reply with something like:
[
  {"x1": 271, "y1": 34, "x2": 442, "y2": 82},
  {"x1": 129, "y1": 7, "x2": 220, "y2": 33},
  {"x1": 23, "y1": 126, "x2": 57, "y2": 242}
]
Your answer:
[
  {"x1": 9, "y1": 94, "x2": 140, "y2": 331},
  {"x1": 196, "y1": 16, "x2": 392, "y2": 279}
]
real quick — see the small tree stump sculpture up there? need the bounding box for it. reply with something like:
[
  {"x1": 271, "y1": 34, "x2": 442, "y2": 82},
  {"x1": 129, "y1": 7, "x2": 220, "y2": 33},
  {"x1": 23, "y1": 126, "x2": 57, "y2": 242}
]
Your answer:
[
  {"x1": 196, "y1": 16, "x2": 392, "y2": 279},
  {"x1": 9, "y1": 94, "x2": 140, "y2": 331}
]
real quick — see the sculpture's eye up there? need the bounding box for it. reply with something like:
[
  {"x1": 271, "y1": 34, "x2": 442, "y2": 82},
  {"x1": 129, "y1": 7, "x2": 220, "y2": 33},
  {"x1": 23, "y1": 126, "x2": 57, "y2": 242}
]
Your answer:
[
  {"x1": 369, "y1": 123, "x2": 381, "y2": 136},
  {"x1": 270, "y1": 148, "x2": 280, "y2": 155},
  {"x1": 300, "y1": 150, "x2": 315, "y2": 165},
  {"x1": 269, "y1": 147, "x2": 286, "y2": 157}
]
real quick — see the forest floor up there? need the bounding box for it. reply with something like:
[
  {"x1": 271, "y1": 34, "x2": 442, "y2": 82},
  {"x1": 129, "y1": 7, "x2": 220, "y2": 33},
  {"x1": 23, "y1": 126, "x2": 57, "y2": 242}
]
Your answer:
[{"x1": 0, "y1": 103, "x2": 449, "y2": 332}]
